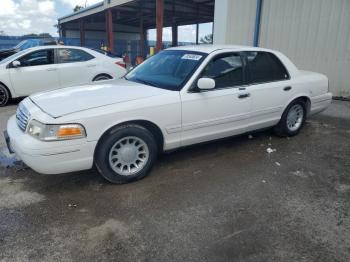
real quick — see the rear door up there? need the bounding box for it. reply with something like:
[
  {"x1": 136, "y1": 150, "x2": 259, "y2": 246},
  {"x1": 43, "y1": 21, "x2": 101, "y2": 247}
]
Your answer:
[
  {"x1": 55, "y1": 48, "x2": 96, "y2": 88},
  {"x1": 243, "y1": 51, "x2": 292, "y2": 130},
  {"x1": 9, "y1": 48, "x2": 59, "y2": 96}
]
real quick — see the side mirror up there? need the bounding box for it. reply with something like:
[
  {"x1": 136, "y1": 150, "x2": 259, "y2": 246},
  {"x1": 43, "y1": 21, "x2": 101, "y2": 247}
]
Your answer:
[
  {"x1": 12, "y1": 60, "x2": 21, "y2": 68},
  {"x1": 197, "y1": 78, "x2": 216, "y2": 91}
]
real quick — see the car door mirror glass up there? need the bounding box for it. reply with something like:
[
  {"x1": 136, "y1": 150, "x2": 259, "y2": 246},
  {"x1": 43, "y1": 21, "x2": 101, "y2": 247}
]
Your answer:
[
  {"x1": 12, "y1": 60, "x2": 21, "y2": 68},
  {"x1": 197, "y1": 78, "x2": 216, "y2": 90}
]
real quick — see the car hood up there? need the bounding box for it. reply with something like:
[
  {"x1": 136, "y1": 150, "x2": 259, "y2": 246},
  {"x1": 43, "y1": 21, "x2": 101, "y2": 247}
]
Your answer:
[{"x1": 30, "y1": 79, "x2": 171, "y2": 118}]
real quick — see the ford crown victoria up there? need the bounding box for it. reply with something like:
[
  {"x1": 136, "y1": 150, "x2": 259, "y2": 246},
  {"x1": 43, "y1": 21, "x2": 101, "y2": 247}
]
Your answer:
[{"x1": 4, "y1": 45, "x2": 332, "y2": 184}]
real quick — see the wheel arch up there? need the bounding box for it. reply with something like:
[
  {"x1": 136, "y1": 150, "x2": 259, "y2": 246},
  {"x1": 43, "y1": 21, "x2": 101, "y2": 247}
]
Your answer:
[
  {"x1": 284, "y1": 95, "x2": 311, "y2": 116},
  {"x1": 92, "y1": 73, "x2": 113, "y2": 82},
  {"x1": 0, "y1": 81, "x2": 13, "y2": 99},
  {"x1": 94, "y1": 120, "x2": 165, "y2": 158}
]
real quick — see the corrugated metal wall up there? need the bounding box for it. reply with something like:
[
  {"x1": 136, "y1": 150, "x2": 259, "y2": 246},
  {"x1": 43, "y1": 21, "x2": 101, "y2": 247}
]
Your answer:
[{"x1": 259, "y1": 0, "x2": 350, "y2": 97}]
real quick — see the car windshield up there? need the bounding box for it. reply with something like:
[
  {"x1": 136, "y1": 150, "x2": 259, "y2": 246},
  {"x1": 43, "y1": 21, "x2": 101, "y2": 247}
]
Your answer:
[
  {"x1": 125, "y1": 50, "x2": 206, "y2": 91},
  {"x1": 0, "y1": 49, "x2": 28, "y2": 64}
]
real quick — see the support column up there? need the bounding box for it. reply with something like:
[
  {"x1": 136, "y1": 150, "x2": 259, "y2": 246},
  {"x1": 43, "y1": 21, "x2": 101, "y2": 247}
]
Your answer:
[
  {"x1": 106, "y1": 9, "x2": 114, "y2": 52},
  {"x1": 213, "y1": 0, "x2": 230, "y2": 44},
  {"x1": 60, "y1": 24, "x2": 66, "y2": 39},
  {"x1": 139, "y1": 12, "x2": 145, "y2": 58},
  {"x1": 195, "y1": 4, "x2": 199, "y2": 45},
  {"x1": 156, "y1": 0, "x2": 164, "y2": 52},
  {"x1": 172, "y1": 24, "x2": 178, "y2": 47},
  {"x1": 79, "y1": 19, "x2": 85, "y2": 47},
  {"x1": 253, "y1": 0, "x2": 264, "y2": 47}
]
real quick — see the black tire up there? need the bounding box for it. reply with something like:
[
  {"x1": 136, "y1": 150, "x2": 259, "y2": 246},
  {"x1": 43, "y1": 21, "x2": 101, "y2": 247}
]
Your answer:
[
  {"x1": 94, "y1": 124, "x2": 158, "y2": 184},
  {"x1": 274, "y1": 99, "x2": 307, "y2": 137},
  {"x1": 93, "y1": 74, "x2": 112, "y2": 81},
  {"x1": 0, "y1": 84, "x2": 10, "y2": 107}
]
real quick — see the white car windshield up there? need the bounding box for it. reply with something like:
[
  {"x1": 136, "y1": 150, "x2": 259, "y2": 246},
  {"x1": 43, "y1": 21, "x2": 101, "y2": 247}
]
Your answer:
[
  {"x1": 0, "y1": 49, "x2": 28, "y2": 65},
  {"x1": 125, "y1": 50, "x2": 207, "y2": 91}
]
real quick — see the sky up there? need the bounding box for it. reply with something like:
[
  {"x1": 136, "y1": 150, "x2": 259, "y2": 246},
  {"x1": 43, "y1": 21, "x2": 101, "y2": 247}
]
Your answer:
[
  {"x1": 0, "y1": 0, "x2": 212, "y2": 42},
  {"x1": 0, "y1": 0, "x2": 102, "y2": 36}
]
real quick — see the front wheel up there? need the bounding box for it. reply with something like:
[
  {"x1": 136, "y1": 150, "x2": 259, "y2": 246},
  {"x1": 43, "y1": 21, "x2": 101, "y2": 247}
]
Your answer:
[
  {"x1": 274, "y1": 99, "x2": 307, "y2": 137},
  {"x1": 0, "y1": 84, "x2": 10, "y2": 107},
  {"x1": 94, "y1": 125, "x2": 158, "y2": 184}
]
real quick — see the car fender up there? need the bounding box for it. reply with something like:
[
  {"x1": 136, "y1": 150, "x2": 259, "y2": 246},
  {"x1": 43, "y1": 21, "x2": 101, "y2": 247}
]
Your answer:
[
  {"x1": 98, "y1": 116, "x2": 167, "y2": 142},
  {"x1": 282, "y1": 92, "x2": 312, "y2": 116},
  {"x1": 0, "y1": 71, "x2": 17, "y2": 98},
  {"x1": 91, "y1": 62, "x2": 125, "y2": 82}
]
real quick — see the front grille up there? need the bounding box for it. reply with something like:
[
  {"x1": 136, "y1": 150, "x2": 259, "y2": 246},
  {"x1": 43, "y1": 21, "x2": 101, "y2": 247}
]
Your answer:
[{"x1": 16, "y1": 103, "x2": 30, "y2": 132}]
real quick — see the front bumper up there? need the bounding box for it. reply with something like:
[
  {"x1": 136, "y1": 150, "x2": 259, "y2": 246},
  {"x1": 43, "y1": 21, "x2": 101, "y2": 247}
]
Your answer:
[
  {"x1": 3, "y1": 130, "x2": 14, "y2": 154},
  {"x1": 5, "y1": 116, "x2": 96, "y2": 175}
]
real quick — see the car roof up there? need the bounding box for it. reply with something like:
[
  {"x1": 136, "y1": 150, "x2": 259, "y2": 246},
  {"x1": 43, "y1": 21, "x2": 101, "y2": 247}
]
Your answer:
[
  {"x1": 22, "y1": 45, "x2": 91, "y2": 52},
  {"x1": 167, "y1": 45, "x2": 275, "y2": 54}
]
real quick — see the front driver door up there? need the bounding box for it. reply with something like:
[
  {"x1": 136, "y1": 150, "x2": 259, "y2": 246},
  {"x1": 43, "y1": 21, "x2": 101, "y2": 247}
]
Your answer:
[
  {"x1": 180, "y1": 52, "x2": 252, "y2": 147},
  {"x1": 9, "y1": 49, "x2": 59, "y2": 96}
]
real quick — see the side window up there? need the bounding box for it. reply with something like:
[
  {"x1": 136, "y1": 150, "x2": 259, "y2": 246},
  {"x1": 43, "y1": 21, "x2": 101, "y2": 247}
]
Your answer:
[
  {"x1": 57, "y1": 49, "x2": 94, "y2": 64},
  {"x1": 18, "y1": 49, "x2": 54, "y2": 67},
  {"x1": 200, "y1": 53, "x2": 244, "y2": 89},
  {"x1": 246, "y1": 51, "x2": 289, "y2": 84}
]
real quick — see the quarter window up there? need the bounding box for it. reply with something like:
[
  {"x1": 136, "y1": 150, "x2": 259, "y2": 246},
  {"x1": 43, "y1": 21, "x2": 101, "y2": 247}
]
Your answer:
[
  {"x1": 246, "y1": 51, "x2": 289, "y2": 84},
  {"x1": 200, "y1": 53, "x2": 244, "y2": 89},
  {"x1": 18, "y1": 49, "x2": 54, "y2": 67},
  {"x1": 57, "y1": 48, "x2": 94, "y2": 63}
]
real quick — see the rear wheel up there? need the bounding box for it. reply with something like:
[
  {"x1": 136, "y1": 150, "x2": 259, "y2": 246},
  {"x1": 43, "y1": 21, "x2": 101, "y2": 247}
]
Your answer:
[
  {"x1": 274, "y1": 99, "x2": 306, "y2": 137},
  {"x1": 94, "y1": 125, "x2": 158, "y2": 184},
  {"x1": 0, "y1": 84, "x2": 10, "y2": 107}
]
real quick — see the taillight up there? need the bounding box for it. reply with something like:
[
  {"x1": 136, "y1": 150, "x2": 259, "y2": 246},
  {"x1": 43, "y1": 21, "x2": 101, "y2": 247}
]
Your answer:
[{"x1": 115, "y1": 61, "x2": 126, "y2": 68}]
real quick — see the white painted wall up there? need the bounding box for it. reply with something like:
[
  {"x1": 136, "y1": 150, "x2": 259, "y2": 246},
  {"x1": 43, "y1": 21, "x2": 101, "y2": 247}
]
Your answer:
[{"x1": 214, "y1": 0, "x2": 256, "y2": 45}]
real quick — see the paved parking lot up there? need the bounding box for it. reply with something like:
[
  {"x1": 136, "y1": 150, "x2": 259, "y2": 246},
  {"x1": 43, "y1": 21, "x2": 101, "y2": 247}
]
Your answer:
[{"x1": 0, "y1": 100, "x2": 349, "y2": 262}]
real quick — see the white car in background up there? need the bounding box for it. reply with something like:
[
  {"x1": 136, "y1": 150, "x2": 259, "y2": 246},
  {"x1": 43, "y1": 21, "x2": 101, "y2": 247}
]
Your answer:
[
  {"x1": 0, "y1": 46, "x2": 126, "y2": 106},
  {"x1": 4, "y1": 45, "x2": 332, "y2": 184}
]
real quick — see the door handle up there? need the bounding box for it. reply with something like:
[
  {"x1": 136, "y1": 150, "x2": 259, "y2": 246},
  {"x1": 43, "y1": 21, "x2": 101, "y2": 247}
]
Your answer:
[
  {"x1": 46, "y1": 68, "x2": 57, "y2": 72},
  {"x1": 87, "y1": 64, "x2": 97, "y2": 68},
  {"x1": 284, "y1": 86, "x2": 292, "y2": 91},
  {"x1": 238, "y1": 93, "x2": 250, "y2": 99}
]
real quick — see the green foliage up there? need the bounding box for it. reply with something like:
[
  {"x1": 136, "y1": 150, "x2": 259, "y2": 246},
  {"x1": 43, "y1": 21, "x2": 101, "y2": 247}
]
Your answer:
[
  {"x1": 73, "y1": 5, "x2": 84, "y2": 12},
  {"x1": 200, "y1": 34, "x2": 213, "y2": 44}
]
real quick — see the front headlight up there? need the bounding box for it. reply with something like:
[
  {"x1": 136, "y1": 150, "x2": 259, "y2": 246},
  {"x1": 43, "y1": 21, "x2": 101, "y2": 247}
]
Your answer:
[{"x1": 27, "y1": 120, "x2": 86, "y2": 141}]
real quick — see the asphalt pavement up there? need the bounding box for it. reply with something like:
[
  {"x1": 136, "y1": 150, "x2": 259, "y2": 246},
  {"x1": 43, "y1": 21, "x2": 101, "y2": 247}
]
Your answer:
[{"x1": 0, "y1": 100, "x2": 349, "y2": 262}]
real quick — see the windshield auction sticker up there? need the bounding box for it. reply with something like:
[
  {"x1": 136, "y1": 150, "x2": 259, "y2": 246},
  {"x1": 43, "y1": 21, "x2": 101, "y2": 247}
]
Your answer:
[{"x1": 181, "y1": 54, "x2": 203, "y2": 61}]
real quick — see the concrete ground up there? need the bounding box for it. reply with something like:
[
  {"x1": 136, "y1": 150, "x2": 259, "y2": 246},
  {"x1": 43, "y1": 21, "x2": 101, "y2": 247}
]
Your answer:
[{"x1": 0, "y1": 100, "x2": 349, "y2": 262}]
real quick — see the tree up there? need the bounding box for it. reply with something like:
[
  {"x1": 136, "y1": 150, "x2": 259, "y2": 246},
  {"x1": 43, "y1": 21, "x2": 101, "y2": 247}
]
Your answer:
[
  {"x1": 73, "y1": 5, "x2": 84, "y2": 12},
  {"x1": 200, "y1": 34, "x2": 213, "y2": 44}
]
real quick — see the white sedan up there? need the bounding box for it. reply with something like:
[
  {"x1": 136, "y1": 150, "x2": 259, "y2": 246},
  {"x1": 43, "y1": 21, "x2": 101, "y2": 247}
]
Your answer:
[
  {"x1": 4, "y1": 45, "x2": 332, "y2": 184},
  {"x1": 0, "y1": 46, "x2": 126, "y2": 106}
]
